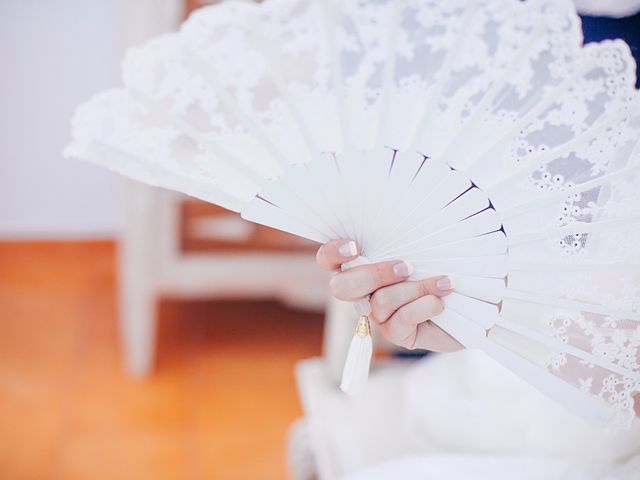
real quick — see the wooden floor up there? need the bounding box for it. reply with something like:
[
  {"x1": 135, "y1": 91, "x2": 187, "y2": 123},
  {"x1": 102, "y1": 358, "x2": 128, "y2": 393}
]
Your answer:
[{"x1": 0, "y1": 241, "x2": 324, "y2": 480}]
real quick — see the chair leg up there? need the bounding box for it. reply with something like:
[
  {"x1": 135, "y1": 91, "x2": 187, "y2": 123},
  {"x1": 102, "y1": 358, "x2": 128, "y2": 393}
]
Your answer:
[{"x1": 118, "y1": 182, "x2": 159, "y2": 377}]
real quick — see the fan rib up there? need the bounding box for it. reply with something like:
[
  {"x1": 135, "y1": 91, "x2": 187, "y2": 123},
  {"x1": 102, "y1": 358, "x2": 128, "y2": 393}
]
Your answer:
[
  {"x1": 444, "y1": 275, "x2": 506, "y2": 304},
  {"x1": 278, "y1": 167, "x2": 347, "y2": 239},
  {"x1": 374, "y1": 0, "x2": 402, "y2": 146},
  {"x1": 260, "y1": 163, "x2": 349, "y2": 240},
  {"x1": 369, "y1": 166, "x2": 472, "y2": 255},
  {"x1": 408, "y1": 4, "x2": 479, "y2": 151},
  {"x1": 330, "y1": 151, "x2": 362, "y2": 242},
  {"x1": 286, "y1": 164, "x2": 349, "y2": 239},
  {"x1": 445, "y1": 293, "x2": 639, "y2": 380},
  {"x1": 267, "y1": 180, "x2": 342, "y2": 240},
  {"x1": 432, "y1": 309, "x2": 614, "y2": 423},
  {"x1": 457, "y1": 55, "x2": 598, "y2": 174},
  {"x1": 358, "y1": 148, "x2": 397, "y2": 253},
  {"x1": 483, "y1": 107, "x2": 638, "y2": 194},
  {"x1": 89, "y1": 141, "x2": 245, "y2": 212},
  {"x1": 371, "y1": 173, "x2": 470, "y2": 255},
  {"x1": 386, "y1": 231, "x2": 507, "y2": 260},
  {"x1": 507, "y1": 216, "x2": 640, "y2": 246},
  {"x1": 317, "y1": 0, "x2": 352, "y2": 150},
  {"x1": 182, "y1": 48, "x2": 292, "y2": 169},
  {"x1": 412, "y1": 254, "x2": 508, "y2": 278},
  {"x1": 373, "y1": 200, "x2": 500, "y2": 259},
  {"x1": 497, "y1": 165, "x2": 640, "y2": 221},
  {"x1": 489, "y1": 319, "x2": 640, "y2": 381},
  {"x1": 241, "y1": 196, "x2": 329, "y2": 243},
  {"x1": 129, "y1": 89, "x2": 267, "y2": 185},
  {"x1": 504, "y1": 288, "x2": 640, "y2": 322},
  {"x1": 244, "y1": 24, "x2": 321, "y2": 163},
  {"x1": 436, "y1": 17, "x2": 547, "y2": 162},
  {"x1": 305, "y1": 157, "x2": 354, "y2": 240},
  {"x1": 509, "y1": 261, "x2": 640, "y2": 272},
  {"x1": 337, "y1": 149, "x2": 368, "y2": 248}
]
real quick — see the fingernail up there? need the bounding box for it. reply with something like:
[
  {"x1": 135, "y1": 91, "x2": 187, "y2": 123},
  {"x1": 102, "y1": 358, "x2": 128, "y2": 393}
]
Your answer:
[
  {"x1": 436, "y1": 277, "x2": 453, "y2": 291},
  {"x1": 393, "y1": 261, "x2": 412, "y2": 277},
  {"x1": 338, "y1": 241, "x2": 358, "y2": 257}
]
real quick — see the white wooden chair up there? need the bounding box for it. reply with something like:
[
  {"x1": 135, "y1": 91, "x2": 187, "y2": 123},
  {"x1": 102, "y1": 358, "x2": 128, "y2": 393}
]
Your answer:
[{"x1": 119, "y1": 183, "x2": 329, "y2": 375}]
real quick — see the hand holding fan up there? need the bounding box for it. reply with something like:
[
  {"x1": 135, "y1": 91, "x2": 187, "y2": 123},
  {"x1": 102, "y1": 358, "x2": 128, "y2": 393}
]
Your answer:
[{"x1": 66, "y1": 0, "x2": 640, "y2": 428}]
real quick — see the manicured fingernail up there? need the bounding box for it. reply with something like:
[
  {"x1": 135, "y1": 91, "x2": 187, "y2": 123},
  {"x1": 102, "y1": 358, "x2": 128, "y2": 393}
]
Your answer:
[
  {"x1": 393, "y1": 261, "x2": 412, "y2": 277},
  {"x1": 338, "y1": 241, "x2": 358, "y2": 257},
  {"x1": 436, "y1": 277, "x2": 453, "y2": 291}
]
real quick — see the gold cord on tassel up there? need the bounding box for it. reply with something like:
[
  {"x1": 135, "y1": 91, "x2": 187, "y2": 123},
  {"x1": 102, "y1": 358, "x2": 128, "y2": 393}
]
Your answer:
[{"x1": 355, "y1": 315, "x2": 371, "y2": 338}]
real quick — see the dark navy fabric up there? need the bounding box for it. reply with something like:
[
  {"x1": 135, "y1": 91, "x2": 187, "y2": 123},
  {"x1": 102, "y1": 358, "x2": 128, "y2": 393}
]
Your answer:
[{"x1": 581, "y1": 12, "x2": 640, "y2": 87}]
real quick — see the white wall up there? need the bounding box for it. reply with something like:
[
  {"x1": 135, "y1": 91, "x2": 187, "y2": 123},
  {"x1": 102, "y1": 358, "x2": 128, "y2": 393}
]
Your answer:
[{"x1": 0, "y1": 0, "x2": 123, "y2": 238}]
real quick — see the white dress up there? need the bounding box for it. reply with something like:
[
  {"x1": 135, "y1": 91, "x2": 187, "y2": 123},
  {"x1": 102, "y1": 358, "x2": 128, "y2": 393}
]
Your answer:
[{"x1": 345, "y1": 350, "x2": 640, "y2": 480}]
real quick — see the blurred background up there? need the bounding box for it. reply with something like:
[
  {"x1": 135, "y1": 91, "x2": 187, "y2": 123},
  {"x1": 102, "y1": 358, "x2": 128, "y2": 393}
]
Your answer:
[
  {"x1": 0, "y1": 1, "x2": 332, "y2": 479},
  {"x1": 1, "y1": 1, "x2": 640, "y2": 480}
]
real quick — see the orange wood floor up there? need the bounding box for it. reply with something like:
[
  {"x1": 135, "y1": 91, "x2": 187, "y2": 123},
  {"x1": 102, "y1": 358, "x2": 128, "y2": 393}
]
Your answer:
[{"x1": 0, "y1": 241, "x2": 324, "y2": 480}]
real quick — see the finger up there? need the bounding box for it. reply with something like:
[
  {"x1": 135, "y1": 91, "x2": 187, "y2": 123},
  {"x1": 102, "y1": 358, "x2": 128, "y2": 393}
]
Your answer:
[
  {"x1": 635, "y1": 394, "x2": 640, "y2": 417},
  {"x1": 370, "y1": 276, "x2": 454, "y2": 324},
  {"x1": 316, "y1": 239, "x2": 359, "y2": 272},
  {"x1": 329, "y1": 260, "x2": 411, "y2": 301},
  {"x1": 413, "y1": 321, "x2": 463, "y2": 352},
  {"x1": 378, "y1": 294, "x2": 444, "y2": 349}
]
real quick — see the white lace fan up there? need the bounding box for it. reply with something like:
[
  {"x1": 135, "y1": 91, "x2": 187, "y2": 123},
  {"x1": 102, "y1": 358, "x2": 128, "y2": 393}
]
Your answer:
[{"x1": 66, "y1": 0, "x2": 640, "y2": 428}]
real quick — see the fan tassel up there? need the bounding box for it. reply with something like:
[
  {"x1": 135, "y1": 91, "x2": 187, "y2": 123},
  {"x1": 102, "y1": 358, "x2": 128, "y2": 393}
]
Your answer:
[{"x1": 340, "y1": 315, "x2": 373, "y2": 395}]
